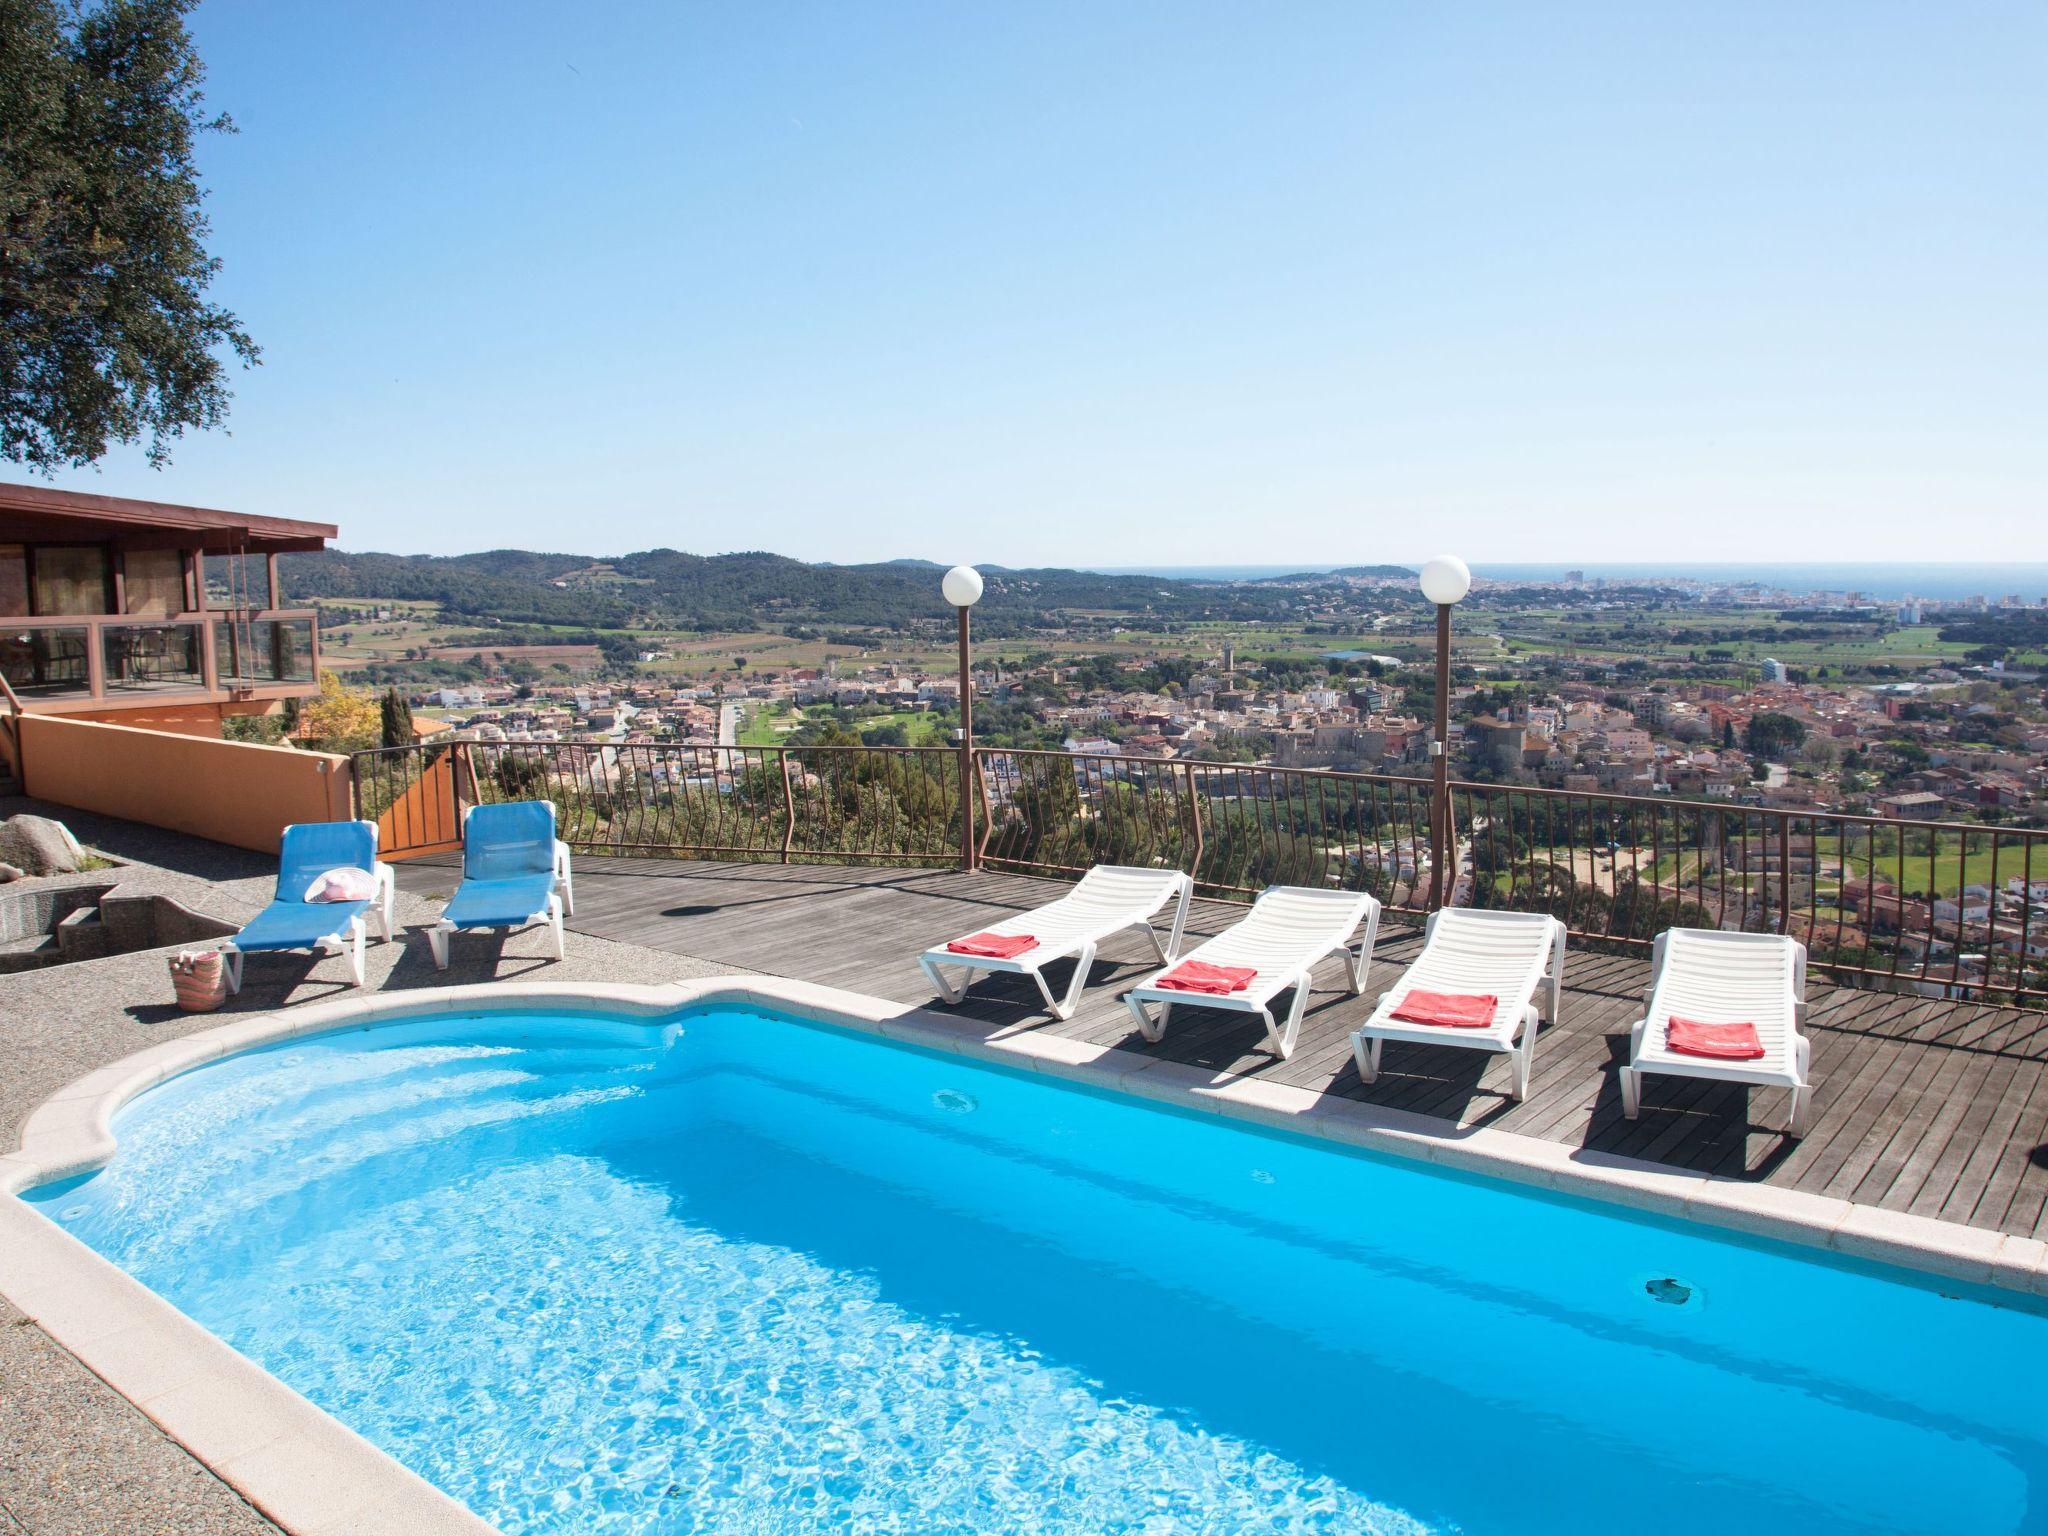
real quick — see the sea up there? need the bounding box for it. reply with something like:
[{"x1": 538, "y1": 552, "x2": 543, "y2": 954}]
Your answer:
[{"x1": 1086, "y1": 563, "x2": 2048, "y2": 602}]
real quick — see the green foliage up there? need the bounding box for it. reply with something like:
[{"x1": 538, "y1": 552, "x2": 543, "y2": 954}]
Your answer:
[
  {"x1": 1743, "y1": 711, "x2": 1809, "y2": 760},
  {"x1": 1, "y1": 0, "x2": 257, "y2": 470},
  {"x1": 296, "y1": 671, "x2": 380, "y2": 753},
  {"x1": 221, "y1": 710, "x2": 287, "y2": 745},
  {"x1": 275, "y1": 550, "x2": 1320, "y2": 632},
  {"x1": 378, "y1": 688, "x2": 414, "y2": 749}
]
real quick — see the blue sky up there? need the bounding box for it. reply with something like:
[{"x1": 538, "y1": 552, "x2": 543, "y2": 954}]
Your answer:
[{"x1": 37, "y1": 1, "x2": 2048, "y2": 565}]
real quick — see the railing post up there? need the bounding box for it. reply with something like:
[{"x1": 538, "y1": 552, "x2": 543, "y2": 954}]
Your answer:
[
  {"x1": 450, "y1": 742, "x2": 473, "y2": 843},
  {"x1": 1181, "y1": 761, "x2": 1204, "y2": 882},
  {"x1": 1778, "y1": 815, "x2": 1792, "y2": 936},
  {"x1": 84, "y1": 617, "x2": 106, "y2": 700},
  {"x1": 779, "y1": 749, "x2": 797, "y2": 863},
  {"x1": 973, "y1": 749, "x2": 995, "y2": 867},
  {"x1": 0, "y1": 672, "x2": 24, "y2": 787}
]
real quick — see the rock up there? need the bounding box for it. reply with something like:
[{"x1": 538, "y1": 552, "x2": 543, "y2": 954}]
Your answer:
[{"x1": 0, "y1": 815, "x2": 83, "y2": 876}]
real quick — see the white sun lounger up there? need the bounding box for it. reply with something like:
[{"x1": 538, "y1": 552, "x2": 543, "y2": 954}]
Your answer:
[
  {"x1": 1351, "y1": 907, "x2": 1566, "y2": 1101},
  {"x1": 918, "y1": 865, "x2": 1194, "y2": 1021},
  {"x1": 1620, "y1": 928, "x2": 1812, "y2": 1136},
  {"x1": 1123, "y1": 887, "x2": 1381, "y2": 1060}
]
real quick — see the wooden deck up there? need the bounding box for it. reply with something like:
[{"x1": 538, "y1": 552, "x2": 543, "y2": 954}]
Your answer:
[{"x1": 397, "y1": 855, "x2": 2048, "y2": 1238}]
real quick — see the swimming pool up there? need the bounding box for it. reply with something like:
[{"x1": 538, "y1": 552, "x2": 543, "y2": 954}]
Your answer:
[{"x1": 25, "y1": 1003, "x2": 2048, "y2": 1536}]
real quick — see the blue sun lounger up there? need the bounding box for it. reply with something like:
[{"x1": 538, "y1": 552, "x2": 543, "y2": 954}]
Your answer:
[
  {"x1": 223, "y1": 820, "x2": 395, "y2": 992},
  {"x1": 426, "y1": 800, "x2": 575, "y2": 969}
]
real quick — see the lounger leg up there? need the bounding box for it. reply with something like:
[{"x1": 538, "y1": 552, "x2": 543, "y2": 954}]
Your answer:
[
  {"x1": 549, "y1": 895, "x2": 565, "y2": 961},
  {"x1": 1544, "y1": 923, "x2": 1567, "y2": 1024},
  {"x1": 428, "y1": 922, "x2": 452, "y2": 971},
  {"x1": 347, "y1": 919, "x2": 367, "y2": 988},
  {"x1": 1050, "y1": 942, "x2": 1097, "y2": 1021},
  {"x1": 918, "y1": 956, "x2": 968, "y2": 1004},
  {"x1": 1512, "y1": 1011, "x2": 1537, "y2": 1101},
  {"x1": 1620, "y1": 1020, "x2": 1645, "y2": 1119},
  {"x1": 1128, "y1": 994, "x2": 1171, "y2": 1044},
  {"x1": 1137, "y1": 920, "x2": 1169, "y2": 965},
  {"x1": 222, "y1": 947, "x2": 242, "y2": 995},
  {"x1": 1163, "y1": 876, "x2": 1192, "y2": 962},
  {"x1": 374, "y1": 867, "x2": 395, "y2": 941},
  {"x1": 1352, "y1": 1032, "x2": 1383, "y2": 1084},
  {"x1": 558, "y1": 855, "x2": 575, "y2": 917},
  {"x1": 1348, "y1": 907, "x2": 1380, "y2": 994},
  {"x1": 1788, "y1": 1084, "x2": 1813, "y2": 1138},
  {"x1": 1031, "y1": 944, "x2": 1096, "y2": 1021},
  {"x1": 1788, "y1": 1036, "x2": 1814, "y2": 1136},
  {"x1": 1267, "y1": 985, "x2": 1310, "y2": 1060}
]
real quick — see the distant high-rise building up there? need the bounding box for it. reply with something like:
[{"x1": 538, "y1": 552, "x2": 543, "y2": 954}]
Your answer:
[
  {"x1": 1760, "y1": 657, "x2": 1789, "y2": 684},
  {"x1": 1563, "y1": 569, "x2": 1586, "y2": 584},
  {"x1": 1896, "y1": 599, "x2": 1923, "y2": 625}
]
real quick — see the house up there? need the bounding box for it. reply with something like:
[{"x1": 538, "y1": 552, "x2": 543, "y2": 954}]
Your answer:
[
  {"x1": 1877, "y1": 791, "x2": 1947, "y2": 822},
  {"x1": 0, "y1": 479, "x2": 333, "y2": 737}
]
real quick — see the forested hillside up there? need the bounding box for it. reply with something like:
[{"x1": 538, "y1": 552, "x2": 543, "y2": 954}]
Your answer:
[{"x1": 277, "y1": 548, "x2": 1383, "y2": 630}]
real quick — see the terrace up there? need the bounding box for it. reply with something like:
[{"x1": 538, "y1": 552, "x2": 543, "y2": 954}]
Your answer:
[{"x1": 5, "y1": 738, "x2": 2048, "y2": 1533}]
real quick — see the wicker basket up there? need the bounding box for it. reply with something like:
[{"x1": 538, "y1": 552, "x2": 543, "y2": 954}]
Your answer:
[{"x1": 170, "y1": 949, "x2": 228, "y2": 1012}]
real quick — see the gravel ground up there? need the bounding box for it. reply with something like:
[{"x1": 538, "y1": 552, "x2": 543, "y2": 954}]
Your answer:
[{"x1": 0, "y1": 798, "x2": 741, "y2": 1535}]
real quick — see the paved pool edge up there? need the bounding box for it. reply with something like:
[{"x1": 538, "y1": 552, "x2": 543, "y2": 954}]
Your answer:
[{"x1": 4, "y1": 975, "x2": 2047, "y2": 1536}]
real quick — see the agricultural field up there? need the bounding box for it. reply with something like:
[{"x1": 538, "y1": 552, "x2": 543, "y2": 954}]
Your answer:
[
  {"x1": 737, "y1": 702, "x2": 949, "y2": 747},
  {"x1": 306, "y1": 591, "x2": 2037, "y2": 694},
  {"x1": 311, "y1": 600, "x2": 476, "y2": 670},
  {"x1": 1819, "y1": 832, "x2": 2036, "y2": 898},
  {"x1": 1492, "y1": 611, "x2": 1990, "y2": 672}
]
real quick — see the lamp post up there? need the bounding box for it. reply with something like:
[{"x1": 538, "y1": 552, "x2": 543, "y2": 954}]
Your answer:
[
  {"x1": 942, "y1": 564, "x2": 984, "y2": 870},
  {"x1": 1418, "y1": 555, "x2": 1471, "y2": 909}
]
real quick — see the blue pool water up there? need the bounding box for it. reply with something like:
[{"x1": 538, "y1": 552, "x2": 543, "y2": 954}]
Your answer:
[{"x1": 25, "y1": 1008, "x2": 2048, "y2": 1536}]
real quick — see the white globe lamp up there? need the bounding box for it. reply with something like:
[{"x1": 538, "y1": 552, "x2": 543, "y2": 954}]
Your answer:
[
  {"x1": 1418, "y1": 555, "x2": 1471, "y2": 607},
  {"x1": 942, "y1": 565, "x2": 984, "y2": 608}
]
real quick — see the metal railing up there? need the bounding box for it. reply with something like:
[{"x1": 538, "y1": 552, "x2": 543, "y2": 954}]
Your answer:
[
  {"x1": 355, "y1": 740, "x2": 965, "y2": 867},
  {"x1": 1449, "y1": 780, "x2": 2047, "y2": 1000},
  {"x1": 974, "y1": 747, "x2": 1437, "y2": 910},
  {"x1": 354, "y1": 739, "x2": 2048, "y2": 1002}
]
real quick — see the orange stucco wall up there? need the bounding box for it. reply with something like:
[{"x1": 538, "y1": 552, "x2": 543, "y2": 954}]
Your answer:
[
  {"x1": 17, "y1": 714, "x2": 352, "y2": 853},
  {"x1": 67, "y1": 701, "x2": 230, "y2": 738}
]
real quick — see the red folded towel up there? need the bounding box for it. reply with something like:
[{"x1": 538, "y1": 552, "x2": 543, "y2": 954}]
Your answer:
[
  {"x1": 1390, "y1": 989, "x2": 1499, "y2": 1028},
  {"x1": 1155, "y1": 960, "x2": 1259, "y2": 995},
  {"x1": 1665, "y1": 1016, "x2": 1765, "y2": 1060},
  {"x1": 946, "y1": 932, "x2": 1038, "y2": 959}
]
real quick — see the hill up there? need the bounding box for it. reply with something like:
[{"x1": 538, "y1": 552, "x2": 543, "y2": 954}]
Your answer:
[
  {"x1": 1250, "y1": 565, "x2": 1417, "y2": 584},
  {"x1": 277, "y1": 548, "x2": 1323, "y2": 631}
]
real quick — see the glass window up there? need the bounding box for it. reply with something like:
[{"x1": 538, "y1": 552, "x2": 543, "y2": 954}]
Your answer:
[
  {"x1": 214, "y1": 617, "x2": 314, "y2": 685},
  {"x1": 102, "y1": 623, "x2": 204, "y2": 691},
  {"x1": 0, "y1": 546, "x2": 25, "y2": 618},
  {"x1": 31, "y1": 545, "x2": 111, "y2": 616},
  {"x1": 123, "y1": 549, "x2": 188, "y2": 616},
  {"x1": 204, "y1": 551, "x2": 272, "y2": 611},
  {"x1": 0, "y1": 626, "x2": 93, "y2": 696}
]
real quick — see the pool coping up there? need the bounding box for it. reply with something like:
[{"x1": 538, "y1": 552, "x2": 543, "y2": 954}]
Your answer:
[{"x1": 5, "y1": 974, "x2": 2047, "y2": 1535}]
